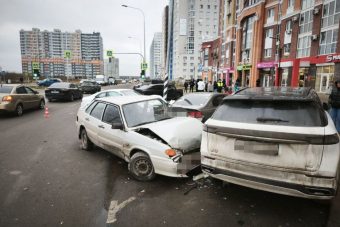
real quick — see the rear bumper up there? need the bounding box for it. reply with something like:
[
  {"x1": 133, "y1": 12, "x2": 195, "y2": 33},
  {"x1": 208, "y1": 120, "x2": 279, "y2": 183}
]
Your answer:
[
  {"x1": 0, "y1": 102, "x2": 16, "y2": 112},
  {"x1": 46, "y1": 93, "x2": 69, "y2": 100},
  {"x1": 201, "y1": 157, "x2": 338, "y2": 199}
]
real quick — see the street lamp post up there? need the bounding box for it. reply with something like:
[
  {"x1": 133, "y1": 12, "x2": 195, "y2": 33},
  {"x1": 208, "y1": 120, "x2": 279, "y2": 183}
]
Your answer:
[
  {"x1": 122, "y1": 5, "x2": 146, "y2": 63},
  {"x1": 269, "y1": 34, "x2": 281, "y2": 86}
]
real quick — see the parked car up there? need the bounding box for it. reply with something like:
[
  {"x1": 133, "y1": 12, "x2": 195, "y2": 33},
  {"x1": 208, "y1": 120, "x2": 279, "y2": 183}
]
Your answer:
[
  {"x1": 0, "y1": 84, "x2": 45, "y2": 116},
  {"x1": 76, "y1": 95, "x2": 202, "y2": 181},
  {"x1": 79, "y1": 80, "x2": 101, "y2": 94},
  {"x1": 45, "y1": 82, "x2": 83, "y2": 102},
  {"x1": 80, "y1": 89, "x2": 140, "y2": 110},
  {"x1": 134, "y1": 83, "x2": 183, "y2": 101},
  {"x1": 37, "y1": 78, "x2": 62, "y2": 87},
  {"x1": 169, "y1": 93, "x2": 227, "y2": 122},
  {"x1": 201, "y1": 87, "x2": 340, "y2": 200}
]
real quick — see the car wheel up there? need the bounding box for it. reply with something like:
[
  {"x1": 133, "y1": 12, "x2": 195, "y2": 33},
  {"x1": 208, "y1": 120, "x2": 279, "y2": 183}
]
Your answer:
[
  {"x1": 80, "y1": 128, "x2": 93, "y2": 151},
  {"x1": 15, "y1": 104, "x2": 23, "y2": 117},
  {"x1": 39, "y1": 99, "x2": 45, "y2": 109},
  {"x1": 69, "y1": 94, "x2": 74, "y2": 102},
  {"x1": 129, "y1": 152, "x2": 156, "y2": 181}
]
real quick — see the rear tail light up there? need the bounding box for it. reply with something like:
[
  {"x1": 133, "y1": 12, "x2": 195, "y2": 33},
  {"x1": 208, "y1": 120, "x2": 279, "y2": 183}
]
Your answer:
[
  {"x1": 323, "y1": 134, "x2": 339, "y2": 145},
  {"x1": 187, "y1": 111, "x2": 203, "y2": 119},
  {"x1": 2, "y1": 96, "x2": 13, "y2": 102}
]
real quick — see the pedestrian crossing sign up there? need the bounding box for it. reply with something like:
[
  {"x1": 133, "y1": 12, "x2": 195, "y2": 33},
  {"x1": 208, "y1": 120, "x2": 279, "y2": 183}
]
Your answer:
[
  {"x1": 106, "y1": 50, "x2": 114, "y2": 57},
  {"x1": 32, "y1": 62, "x2": 39, "y2": 69},
  {"x1": 141, "y1": 62, "x2": 148, "y2": 70},
  {"x1": 64, "y1": 50, "x2": 72, "y2": 59}
]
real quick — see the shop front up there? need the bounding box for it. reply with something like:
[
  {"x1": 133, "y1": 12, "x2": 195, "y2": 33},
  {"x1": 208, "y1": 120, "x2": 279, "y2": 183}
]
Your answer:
[
  {"x1": 237, "y1": 64, "x2": 252, "y2": 87},
  {"x1": 315, "y1": 64, "x2": 335, "y2": 93},
  {"x1": 257, "y1": 62, "x2": 276, "y2": 87}
]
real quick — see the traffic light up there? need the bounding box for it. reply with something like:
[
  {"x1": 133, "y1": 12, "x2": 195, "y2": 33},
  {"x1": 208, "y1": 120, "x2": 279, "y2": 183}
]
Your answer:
[
  {"x1": 140, "y1": 69, "x2": 145, "y2": 79},
  {"x1": 33, "y1": 69, "x2": 40, "y2": 78}
]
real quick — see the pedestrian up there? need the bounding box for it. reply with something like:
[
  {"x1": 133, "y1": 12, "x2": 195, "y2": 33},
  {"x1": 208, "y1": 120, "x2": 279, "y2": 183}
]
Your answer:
[
  {"x1": 329, "y1": 79, "x2": 340, "y2": 133},
  {"x1": 217, "y1": 79, "x2": 223, "y2": 93},
  {"x1": 197, "y1": 80, "x2": 205, "y2": 92},
  {"x1": 207, "y1": 81, "x2": 213, "y2": 92},
  {"x1": 205, "y1": 81, "x2": 208, "y2": 92},
  {"x1": 184, "y1": 81, "x2": 188, "y2": 93},
  {"x1": 189, "y1": 79, "x2": 194, "y2": 92},
  {"x1": 234, "y1": 79, "x2": 241, "y2": 92},
  {"x1": 213, "y1": 81, "x2": 218, "y2": 92},
  {"x1": 256, "y1": 79, "x2": 261, "y2": 87},
  {"x1": 195, "y1": 79, "x2": 199, "y2": 92}
]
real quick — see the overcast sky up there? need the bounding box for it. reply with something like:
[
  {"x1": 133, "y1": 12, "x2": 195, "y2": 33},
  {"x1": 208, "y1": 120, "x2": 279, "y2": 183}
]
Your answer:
[{"x1": 0, "y1": 0, "x2": 167, "y2": 76}]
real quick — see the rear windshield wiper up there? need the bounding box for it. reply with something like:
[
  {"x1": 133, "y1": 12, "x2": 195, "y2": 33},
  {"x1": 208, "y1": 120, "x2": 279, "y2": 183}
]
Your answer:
[
  {"x1": 256, "y1": 117, "x2": 289, "y2": 123},
  {"x1": 183, "y1": 98, "x2": 193, "y2": 105}
]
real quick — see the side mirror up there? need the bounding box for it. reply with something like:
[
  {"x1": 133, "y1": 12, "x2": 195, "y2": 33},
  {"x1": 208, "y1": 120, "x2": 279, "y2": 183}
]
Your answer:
[
  {"x1": 112, "y1": 122, "x2": 124, "y2": 130},
  {"x1": 323, "y1": 102, "x2": 330, "y2": 111}
]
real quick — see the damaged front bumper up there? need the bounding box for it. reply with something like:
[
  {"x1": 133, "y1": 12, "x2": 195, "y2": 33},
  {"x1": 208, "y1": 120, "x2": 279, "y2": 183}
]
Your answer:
[{"x1": 151, "y1": 151, "x2": 201, "y2": 178}]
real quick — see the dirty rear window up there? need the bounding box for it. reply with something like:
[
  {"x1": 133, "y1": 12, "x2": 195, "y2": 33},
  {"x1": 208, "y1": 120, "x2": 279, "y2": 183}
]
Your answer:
[
  {"x1": 212, "y1": 100, "x2": 325, "y2": 127},
  {"x1": 0, "y1": 86, "x2": 13, "y2": 93}
]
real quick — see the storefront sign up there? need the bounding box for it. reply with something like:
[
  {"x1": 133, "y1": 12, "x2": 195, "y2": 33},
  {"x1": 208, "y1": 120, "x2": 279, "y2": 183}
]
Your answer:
[
  {"x1": 257, "y1": 62, "x2": 276, "y2": 69},
  {"x1": 237, "y1": 64, "x2": 252, "y2": 71},
  {"x1": 327, "y1": 55, "x2": 340, "y2": 62}
]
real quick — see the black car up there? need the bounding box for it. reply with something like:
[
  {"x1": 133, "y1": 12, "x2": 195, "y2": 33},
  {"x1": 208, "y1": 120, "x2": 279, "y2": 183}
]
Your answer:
[
  {"x1": 134, "y1": 83, "x2": 183, "y2": 101},
  {"x1": 169, "y1": 93, "x2": 226, "y2": 122},
  {"x1": 45, "y1": 82, "x2": 83, "y2": 102},
  {"x1": 79, "y1": 81, "x2": 101, "y2": 94}
]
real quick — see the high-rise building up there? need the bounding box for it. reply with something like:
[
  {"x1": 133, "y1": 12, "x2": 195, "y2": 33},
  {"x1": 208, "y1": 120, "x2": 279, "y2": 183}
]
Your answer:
[
  {"x1": 150, "y1": 32, "x2": 163, "y2": 78},
  {"x1": 20, "y1": 28, "x2": 104, "y2": 79},
  {"x1": 167, "y1": 0, "x2": 220, "y2": 80}
]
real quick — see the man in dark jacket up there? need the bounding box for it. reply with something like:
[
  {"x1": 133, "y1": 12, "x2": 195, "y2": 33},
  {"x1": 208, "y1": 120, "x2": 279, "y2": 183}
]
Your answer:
[{"x1": 329, "y1": 79, "x2": 340, "y2": 132}]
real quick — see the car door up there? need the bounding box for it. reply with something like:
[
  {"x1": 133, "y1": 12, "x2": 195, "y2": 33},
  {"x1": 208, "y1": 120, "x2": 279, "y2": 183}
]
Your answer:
[
  {"x1": 97, "y1": 104, "x2": 127, "y2": 159},
  {"x1": 69, "y1": 83, "x2": 78, "y2": 98},
  {"x1": 24, "y1": 87, "x2": 40, "y2": 109},
  {"x1": 15, "y1": 86, "x2": 30, "y2": 109},
  {"x1": 83, "y1": 102, "x2": 106, "y2": 146}
]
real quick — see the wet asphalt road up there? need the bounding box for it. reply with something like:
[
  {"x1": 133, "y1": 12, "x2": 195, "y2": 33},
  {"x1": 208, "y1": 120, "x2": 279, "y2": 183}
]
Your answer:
[{"x1": 0, "y1": 84, "x2": 339, "y2": 227}]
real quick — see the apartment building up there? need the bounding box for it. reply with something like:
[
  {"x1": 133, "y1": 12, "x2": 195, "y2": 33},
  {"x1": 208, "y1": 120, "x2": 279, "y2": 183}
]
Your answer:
[
  {"x1": 230, "y1": 0, "x2": 340, "y2": 91},
  {"x1": 150, "y1": 32, "x2": 163, "y2": 78},
  {"x1": 167, "y1": 0, "x2": 220, "y2": 81},
  {"x1": 20, "y1": 28, "x2": 104, "y2": 79}
]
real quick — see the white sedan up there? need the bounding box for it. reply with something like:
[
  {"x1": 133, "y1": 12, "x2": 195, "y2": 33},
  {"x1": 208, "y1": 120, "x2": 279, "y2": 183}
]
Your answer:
[
  {"x1": 80, "y1": 89, "x2": 139, "y2": 109},
  {"x1": 76, "y1": 95, "x2": 202, "y2": 181}
]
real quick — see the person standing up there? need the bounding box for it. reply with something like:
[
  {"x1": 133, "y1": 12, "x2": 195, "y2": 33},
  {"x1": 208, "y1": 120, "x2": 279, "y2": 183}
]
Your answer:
[
  {"x1": 213, "y1": 81, "x2": 218, "y2": 92},
  {"x1": 207, "y1": 81, "x2": 213, "y2": 92},
  {"x1": 197, "y1": 80, "x2": 205, "y2": 92},
  {"x1": 329, "y1": 80, "x2": 340, "y2": 133},
  {"x1": 217, "y1": 79, "x2": 223, "y2": 93},
  {"x1": 189, "y1": 79, "x2": 194, "y2": 92},
  {"x1": 184, "y1": 81, "x2": 188, "y2": 93}
]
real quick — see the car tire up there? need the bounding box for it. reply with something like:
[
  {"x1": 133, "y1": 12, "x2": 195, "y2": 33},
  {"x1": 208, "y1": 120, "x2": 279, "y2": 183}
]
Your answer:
[
  {"x1": 80, "y1": 128, "x2": 93, "y2": 151},
  {"x1": 15, "y1": 104, "x2": 23, "y2": 117},
  {"x1": 129, "y1": 152, "x2": 156, "y2": 181},
  {"x1": 39, "y1": 99, "x2": 45, "y2": 109},
  {"x1": 69, "y1": 94, "x2": 74, "y2": 102}
]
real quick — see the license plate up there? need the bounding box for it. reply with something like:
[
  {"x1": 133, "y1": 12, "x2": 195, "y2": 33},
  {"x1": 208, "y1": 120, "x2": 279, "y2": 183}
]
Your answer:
[
  {"x1": 51, "y1": 91, "x2": 59, "y2": 93},
  {"x1": 234, "y1": 140, "x2": 279, "y2": 156}
]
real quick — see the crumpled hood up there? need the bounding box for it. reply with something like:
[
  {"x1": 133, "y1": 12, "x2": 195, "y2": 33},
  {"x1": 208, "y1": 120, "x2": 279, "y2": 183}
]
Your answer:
[{"x1": 141, "y1": 117, "x2": 203, "y2": 152}]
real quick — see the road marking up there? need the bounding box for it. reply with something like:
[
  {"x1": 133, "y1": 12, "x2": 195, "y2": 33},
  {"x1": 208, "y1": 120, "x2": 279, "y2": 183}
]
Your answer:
[{"x1": 106, "y1": 197, "x2": 136, "y2": 224}]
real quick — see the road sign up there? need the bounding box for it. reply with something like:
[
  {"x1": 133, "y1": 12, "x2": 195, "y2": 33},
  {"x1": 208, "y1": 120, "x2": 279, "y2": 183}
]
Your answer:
[
  {"x1": 64, "y1": 50, "x2": 72, "y2": 59},
  {"x1": 141, "y1": 62, "x2": 148, "y2": 70},
  {"x1": 32, "y1": 62, "x2": 39, "y2": 69},
  {"x1": 106, "y1": 50, "x2": 114, "y2": 57}
]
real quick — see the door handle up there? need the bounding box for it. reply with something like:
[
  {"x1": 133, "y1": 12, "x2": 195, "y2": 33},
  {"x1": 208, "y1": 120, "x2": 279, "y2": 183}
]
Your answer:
[
  {"x1": 98, "y1": 125, "x2": 105, "y2": 129},
  {"x1": 85, "y1": 117, "x2": 89, "y2": 121}
]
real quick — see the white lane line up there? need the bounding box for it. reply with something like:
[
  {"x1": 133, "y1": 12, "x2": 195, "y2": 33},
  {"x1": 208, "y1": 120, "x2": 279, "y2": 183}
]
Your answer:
[{"x1": 106, "y1": 197, "x2": 136, "y2": 224}]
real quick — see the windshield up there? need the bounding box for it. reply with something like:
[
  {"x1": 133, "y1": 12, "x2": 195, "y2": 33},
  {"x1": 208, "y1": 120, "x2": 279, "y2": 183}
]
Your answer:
[
  {"x1": 123, "y1": 99, "x2": 170, "y2": 127},
  {"x1": 174, "y1": 93, "x2": 211, "y2": 106},
  {"x1": 212, "y1": 100, "x2": 324, "y2": 127},
  {"x1": 49, "y1": 83, "x2": 69, "y2": 89},
  {"x1": 0, "y1": 85, "x2": 13, "y2": 93},
  {"x1": 82, "y1": 81, "x2": 96, "y2": 86},
  {"x1": 120, "y1": 90, "x2": 140, "y2": 96}
]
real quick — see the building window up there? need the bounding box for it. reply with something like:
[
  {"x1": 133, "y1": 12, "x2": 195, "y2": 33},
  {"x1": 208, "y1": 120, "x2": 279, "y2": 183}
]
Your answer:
[
  {"x1": 288, "y1": 0, "x2": 294, "y2": 8},
  {"x1": 241, "y1": 16, "x2": 255, "y2": 61},
  {"x1": 319, "y1": 28, "x2": 338, "y2": 55},
  {"x1": 200, "y1": 4, "x2": 203, "y2": 9},
  {"x1": 286, "y1": 20, "x2": 292, "y2": 34},
  {"x1": 267, "y1": 8, "x2": 275, "y2": 24},
  {"x1": 299, "y1": 10, "x2": 313, "y2": 34},
  {"x1": 322, "y1": 0, "x2": 340, "y2": 28},
  {"x1": 301, "y1": 0, "x2": 313, "y2": 10},
  {"x1": 283, "y1": 43, "x2": 291, "y2": 55},
  {"x1": 297, "y1": 36, "x2": 311, "y2": 57},
  {"x1": 264, "y1": 48, "x2": 272, "y2": 57}
]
